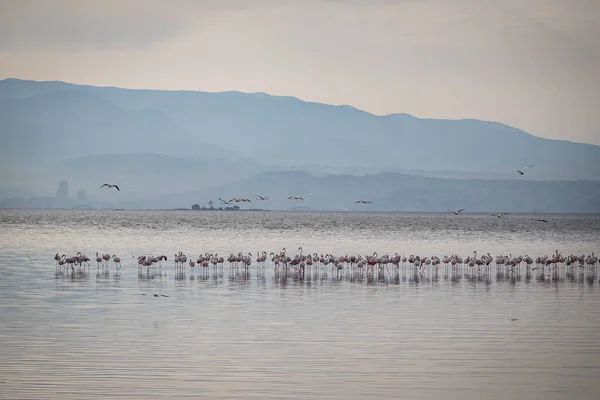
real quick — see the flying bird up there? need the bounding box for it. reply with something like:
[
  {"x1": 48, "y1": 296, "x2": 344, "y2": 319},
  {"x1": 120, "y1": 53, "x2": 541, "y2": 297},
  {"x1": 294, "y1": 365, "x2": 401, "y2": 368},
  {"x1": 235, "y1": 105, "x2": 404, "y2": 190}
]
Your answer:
[
  {"x1": 288, "y1": 196, "x2": 304, "y2": 200},
  {"x1": 531, "y1": 218, "x2": 548, "y2": 223},
  {"x1": 218, "y1": 197, "x2": 232, "y2": 205},
  {"x1": 493, "y1": 213, "x2": 509, "y2": 218},
  {"x1": 228, "y1": 197, "x2": 252, "y2": 203},
  {"x1": 101, "y1": 184, "x2": 120, "y2": 191},
  {"x1": 355, "y1": 200, "x2": 373, "y2": 204},
  {"x1": 515, "y1": 165, "x2": 534, "y2": 175},
  {"x1": 448, "y1": 208, "x2": 465, "y2": 215},
  {"x1": 255, "y1": 195, "x2": 270, "y2": 200}
]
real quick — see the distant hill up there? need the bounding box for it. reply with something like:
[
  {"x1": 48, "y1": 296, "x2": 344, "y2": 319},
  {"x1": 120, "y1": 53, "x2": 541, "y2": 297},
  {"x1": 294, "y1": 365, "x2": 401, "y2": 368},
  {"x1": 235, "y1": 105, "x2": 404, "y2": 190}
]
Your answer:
[
  {"x1": 47, "y1": 153, "x2": 269, "y2": 202},
  {"x1": 158, "y1": 170, "x2": 600, "y2": 214},
  {"x1": 0, "y1": 84, "x2": 250, "y2": 190},
  {"x1": 2, "y1": 78, "x2": 599, "y2": 182},
  {"x1": 0, "y1": 89, "x2": 234, "y2": 164}
]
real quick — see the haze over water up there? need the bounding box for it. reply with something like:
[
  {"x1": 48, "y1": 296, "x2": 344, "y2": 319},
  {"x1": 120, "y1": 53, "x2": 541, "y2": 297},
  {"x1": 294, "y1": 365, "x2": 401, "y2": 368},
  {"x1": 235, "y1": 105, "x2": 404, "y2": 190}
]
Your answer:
[{"x1": 1, "y1": 210, "x2": 599, "y2": 399}]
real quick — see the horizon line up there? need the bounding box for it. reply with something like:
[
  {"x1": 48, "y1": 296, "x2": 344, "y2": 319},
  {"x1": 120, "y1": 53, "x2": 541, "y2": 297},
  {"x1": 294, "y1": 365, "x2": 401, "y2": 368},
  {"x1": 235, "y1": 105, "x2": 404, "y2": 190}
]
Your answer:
[{"x1": 0, "y1": 207, "x2": 598, "y2": 216}]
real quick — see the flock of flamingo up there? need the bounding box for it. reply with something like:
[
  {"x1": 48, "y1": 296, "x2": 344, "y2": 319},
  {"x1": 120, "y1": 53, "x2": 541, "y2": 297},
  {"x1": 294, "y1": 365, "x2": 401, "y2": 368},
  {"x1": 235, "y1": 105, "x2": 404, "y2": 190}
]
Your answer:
[
  {"x1": 216, "y1": 195, "x2": 372, "y2": 206},
  {"x1": 54, "y1": 252, "x2": 122, "y2": 274},
  {"x1": 52, "y1": 248, "x2": 599, "y2": 282},
  {"x1": 101, "y1": 165, "x2": 533, "y2": 213}
]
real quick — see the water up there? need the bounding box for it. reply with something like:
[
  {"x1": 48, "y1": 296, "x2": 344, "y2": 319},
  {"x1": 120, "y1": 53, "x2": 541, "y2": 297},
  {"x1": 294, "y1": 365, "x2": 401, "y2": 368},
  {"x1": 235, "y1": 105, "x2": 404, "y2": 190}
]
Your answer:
[{"x1": 0, "y1": 210, "x2": 599, "y2": 399}]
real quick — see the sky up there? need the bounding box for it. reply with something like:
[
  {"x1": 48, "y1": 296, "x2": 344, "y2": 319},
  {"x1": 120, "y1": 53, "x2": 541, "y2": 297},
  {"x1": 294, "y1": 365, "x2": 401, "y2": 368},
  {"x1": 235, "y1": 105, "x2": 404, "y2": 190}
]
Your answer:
[{"x1": 1, "y1": 0, "x2": 599, "y2": 145}]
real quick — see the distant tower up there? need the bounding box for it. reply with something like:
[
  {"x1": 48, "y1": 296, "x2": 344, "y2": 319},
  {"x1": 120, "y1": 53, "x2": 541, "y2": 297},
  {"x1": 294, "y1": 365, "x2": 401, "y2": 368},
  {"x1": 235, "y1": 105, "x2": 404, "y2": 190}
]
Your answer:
[
  {"x1": 77, "y1": 190, "x2": 86, "y2": 204},
  {"x1": 56, "y1": 180, "x2": 68, "y2": 200}
]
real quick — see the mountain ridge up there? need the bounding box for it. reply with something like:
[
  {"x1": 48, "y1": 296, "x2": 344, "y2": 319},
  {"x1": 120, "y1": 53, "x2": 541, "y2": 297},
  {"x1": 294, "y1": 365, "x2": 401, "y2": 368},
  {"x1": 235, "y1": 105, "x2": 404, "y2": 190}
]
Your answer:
[
  {"x1": 1, "y1": 77, "x2": 600, "y2": 193},
  {"x1": 0, "y1": 77, "x2": 588, "y2": 146}
]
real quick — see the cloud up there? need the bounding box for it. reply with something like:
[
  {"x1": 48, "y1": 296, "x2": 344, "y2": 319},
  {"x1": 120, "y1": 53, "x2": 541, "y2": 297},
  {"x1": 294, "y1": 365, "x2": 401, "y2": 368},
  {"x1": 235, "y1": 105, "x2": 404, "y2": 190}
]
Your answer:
[
  {"x1": 2, "y1": 0, "x2": 597, "y2": 55},
  {"x1": 0, "y1": 0, "x2": 206, "y2": 51},
  {"x1": 0, "y1": 0, "x2": 598, "y2": 145}
]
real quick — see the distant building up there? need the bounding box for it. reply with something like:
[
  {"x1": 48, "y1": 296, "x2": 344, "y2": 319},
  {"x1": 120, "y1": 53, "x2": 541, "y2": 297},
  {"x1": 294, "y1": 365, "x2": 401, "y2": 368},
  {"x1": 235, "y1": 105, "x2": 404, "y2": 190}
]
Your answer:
[
  {"x1": 56, "y1": 180, "x2": 68, "y2": 200},
  {"x1": 77, "y1": 190, "x2": 87, "y2": 204}
]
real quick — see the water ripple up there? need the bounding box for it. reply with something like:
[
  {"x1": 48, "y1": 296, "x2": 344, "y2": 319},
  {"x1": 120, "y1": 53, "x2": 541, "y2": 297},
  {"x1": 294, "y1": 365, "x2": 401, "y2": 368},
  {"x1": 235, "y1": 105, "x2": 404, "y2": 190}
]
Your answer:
[{"x1": 0, "y1": 210, "x2": 599, "y2": 399}]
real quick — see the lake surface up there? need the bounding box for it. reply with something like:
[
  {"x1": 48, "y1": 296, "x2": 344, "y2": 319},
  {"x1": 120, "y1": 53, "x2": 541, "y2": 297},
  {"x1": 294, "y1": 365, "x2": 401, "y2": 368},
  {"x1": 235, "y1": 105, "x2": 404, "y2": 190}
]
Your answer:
[{"x1": 1, "y1": 210, "x2": 599, "y2": 399}]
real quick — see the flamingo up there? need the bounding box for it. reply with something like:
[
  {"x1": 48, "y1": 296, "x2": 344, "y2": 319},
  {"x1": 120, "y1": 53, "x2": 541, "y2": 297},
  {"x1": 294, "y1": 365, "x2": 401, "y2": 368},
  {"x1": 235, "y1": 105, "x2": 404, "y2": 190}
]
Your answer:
[
  {"x1": 76, "y1": 253, "x2": 90, "y2": 272},
  {"x1": 355, "y1": 200, "x2": 373, "y2": 204},
  {"x1": 448, "y1": 208, "x2": 465, "y2": 215},
  {"x1": 229, "y1": 197, "x2": 251, "y2": 203},
  {"x1": 493, "y1": 213, "x2": 509, "y2": 218},
  {"x1": 288, "y1": 196, "x2": 304, "y2": 200},
  {"x1": 515, "y1": 165, "x2": 534, "y2": 175},
  {"x1": 101, "y1": 184, "x2": 120, "y2": 191},
  {"x1": 57, "y1": 254, "x2": 66, "y2": 272},
  {"x1": 255, "y1": 195, "x2": 270, "y2": 200},
  {"x1": 587, "y1": 253, "x2": 597, "y2": 269},
  {"x1": 243, "y1": 253, "x2": 252, "y2": 270},
  {"x1": 112, "y1": 255, "x2": 122, "y2": 271}
]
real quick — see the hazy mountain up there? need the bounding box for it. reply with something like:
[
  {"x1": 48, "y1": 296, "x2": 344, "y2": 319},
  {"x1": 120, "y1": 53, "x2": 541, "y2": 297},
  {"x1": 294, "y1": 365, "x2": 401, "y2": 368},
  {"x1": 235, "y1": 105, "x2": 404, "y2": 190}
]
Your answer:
[
  {"x1": 1, "y1": 77, "x2": 600, "y2": 213},
  {"x1": 169, "y1": 171, "x2": 600, "y2": 214},
  {"x1": 2, "y1": 78, "x2": 599, "y2": 182},
  {"x1": 0, "y1": 88, "x2": 247, "y2": 192},
  {"x1": 0, "y1": 89, "x2": 234, "y2": 162},
  {"x1": 47, "y1": 153, "x2": 269, "y2": 202}
]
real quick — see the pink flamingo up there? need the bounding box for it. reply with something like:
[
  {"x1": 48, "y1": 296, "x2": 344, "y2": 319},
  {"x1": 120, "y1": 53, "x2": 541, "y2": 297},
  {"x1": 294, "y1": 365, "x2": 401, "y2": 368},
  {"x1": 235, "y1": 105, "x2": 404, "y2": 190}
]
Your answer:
[
  {"x1": 112, "y1": 255, "x2": 121, "y2": 271},
  {"x1": 448, "y1": 208, "x2": 465, "y2": 215}
]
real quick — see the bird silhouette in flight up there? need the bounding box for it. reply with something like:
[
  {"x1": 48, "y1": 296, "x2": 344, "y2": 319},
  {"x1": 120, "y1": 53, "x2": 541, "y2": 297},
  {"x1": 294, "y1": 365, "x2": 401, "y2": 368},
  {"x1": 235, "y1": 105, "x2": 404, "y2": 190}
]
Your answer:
[
  {"x1": 229, "y1": 197, "x2": 251, "y2": 203},
  {"x1": 515, "y1": 165, "x2": 534, "y2": 175},
  {"x1": 355, "y1": 200, "x2": 373, "y2": 204},
  {"x1": 255, "y1": 195, "x2": 270, "y2": 200},
  {"x1": 288, "y1": 196, "x2": 304, "y2": 200},
  {"x1": 448, "y1": 208, "x2": 465, "y2": 215},
  {"x1": 101, "y1": 184, "x2": 120, "y2": 191},
  {"x1": 492, "y1": 213, "x2": 509, "y2": 218}
]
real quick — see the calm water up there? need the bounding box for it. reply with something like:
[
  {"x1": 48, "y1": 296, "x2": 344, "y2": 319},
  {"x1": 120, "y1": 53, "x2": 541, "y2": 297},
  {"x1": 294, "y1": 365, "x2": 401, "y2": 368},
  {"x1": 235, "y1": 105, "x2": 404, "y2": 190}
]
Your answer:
[{"x1": 1, "y1": 210, "x2": 599, "y2": 399}]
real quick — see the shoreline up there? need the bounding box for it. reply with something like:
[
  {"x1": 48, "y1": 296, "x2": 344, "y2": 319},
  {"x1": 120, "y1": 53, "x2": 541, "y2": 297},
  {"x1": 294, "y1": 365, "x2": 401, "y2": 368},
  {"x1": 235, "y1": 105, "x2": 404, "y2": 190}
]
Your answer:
[{"x1": 0, "y1": 208, "x2": 598, "y2": 215}]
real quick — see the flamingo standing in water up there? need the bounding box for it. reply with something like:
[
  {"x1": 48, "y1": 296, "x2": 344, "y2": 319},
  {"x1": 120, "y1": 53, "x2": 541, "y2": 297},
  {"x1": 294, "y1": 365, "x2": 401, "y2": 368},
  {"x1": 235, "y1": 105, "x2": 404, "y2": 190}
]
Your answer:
[
  {"x1": 242, "y1": 253, "x2": 252, "y2": 270},
  {"x1": 112, "y1": 255, "x2": 122, "y2": 271},
  {"x1": 77, "y1": 252, "x2": 91, "y2": 268},
  {"x1": 95, "y1": 252, "x2": 103, "y2": 269},
  {"x1": 587, "y1": 253, "x2": 598, "y2": 270},
  {"x1": 57, "y1": 254, "x2": 66, "y2": 273}
]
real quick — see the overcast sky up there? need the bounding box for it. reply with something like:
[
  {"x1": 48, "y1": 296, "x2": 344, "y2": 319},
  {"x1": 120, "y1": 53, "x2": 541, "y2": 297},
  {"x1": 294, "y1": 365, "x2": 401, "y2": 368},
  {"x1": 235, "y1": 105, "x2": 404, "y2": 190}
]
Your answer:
[{"x1": 1, "y1": 0, "x2": 599, "y2": 145}]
